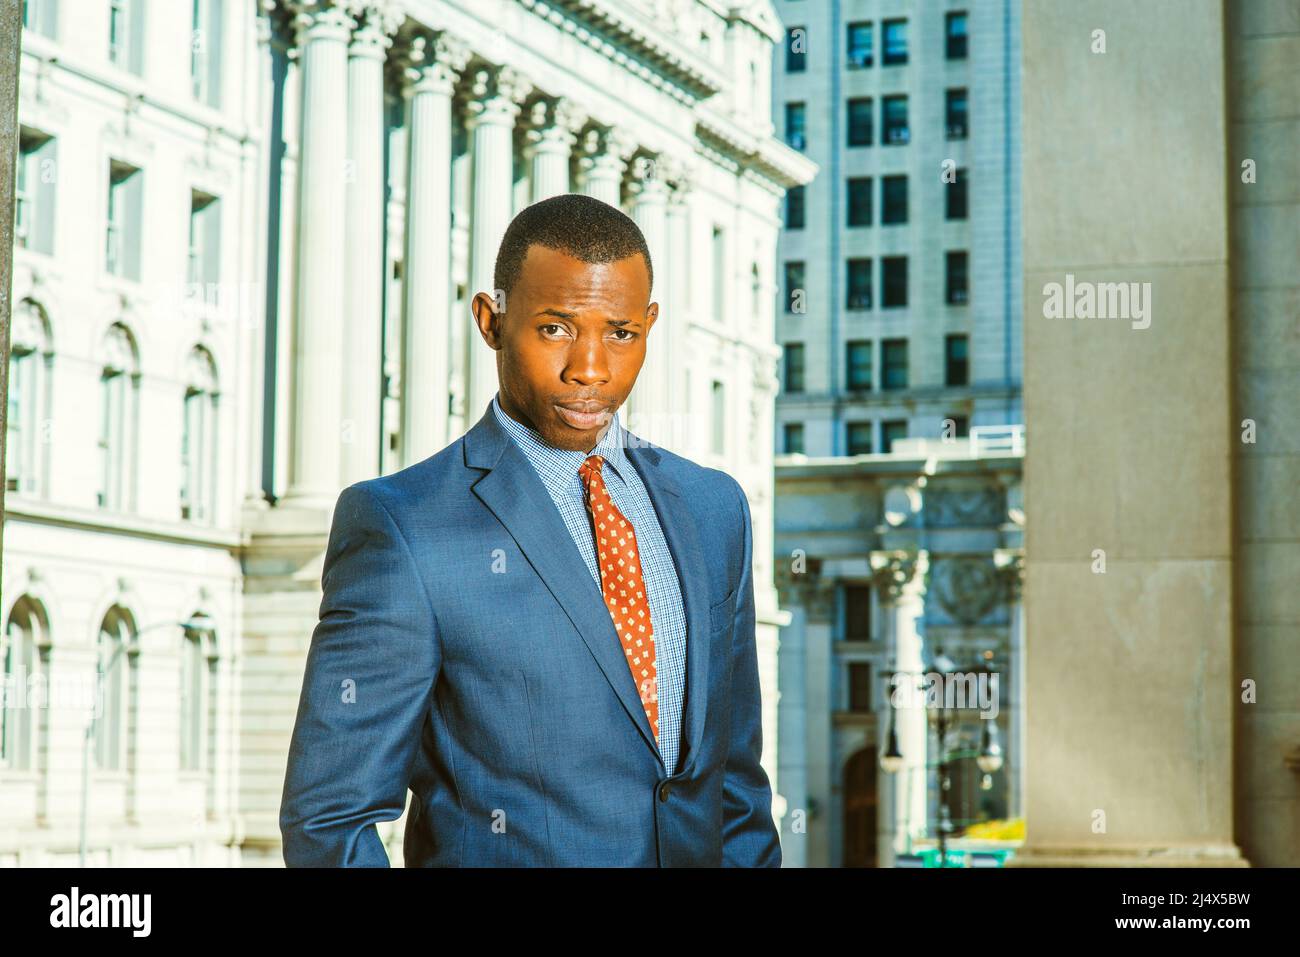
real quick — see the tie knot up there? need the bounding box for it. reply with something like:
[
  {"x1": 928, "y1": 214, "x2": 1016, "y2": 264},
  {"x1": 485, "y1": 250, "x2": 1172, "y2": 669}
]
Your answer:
[{"x1": 579, "y1": 454, "x2": 605, "y2": 484}]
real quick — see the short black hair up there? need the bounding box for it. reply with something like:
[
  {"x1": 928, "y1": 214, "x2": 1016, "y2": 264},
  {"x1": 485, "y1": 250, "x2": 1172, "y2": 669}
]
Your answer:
[{"x1": 493, "y1": 193, "x2": 653, "y2": 304}]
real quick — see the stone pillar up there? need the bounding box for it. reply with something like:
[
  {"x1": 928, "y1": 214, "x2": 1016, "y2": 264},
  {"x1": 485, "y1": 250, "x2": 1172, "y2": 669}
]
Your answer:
[
  {"x1": 401, "y1": 32, "x2": 468, "y2": 464},
  {"x1": 997, "y1": 549, "x2": 1025, "y2": 820},
  {"x1": 662, "y1": 164, "x2": 693, "y2": 449},
  {"x1": 283, "y1": 1, "x2": 350, "y2": 510},
  {"x1": 524, "y1": 97, "x2": 585, "y2": 202},
  {"x1": 340, "y1": 3, "x2": 395, "y2": 486},
  {"x1": 1014, "y1": 0, "x2": 1243, "y2": 867},
  {"x1": 576, "y1": 125, "x2": 633, "y2": 208},
  {"x1": 625, "y1": 154, "x2": 670, "y2": 438},
  {"x1": 464, "y1": 65, "x2": 532, "y2": 422},
  {"x1": 872, "y1": 549, "x2": 927, "y2": 865}
]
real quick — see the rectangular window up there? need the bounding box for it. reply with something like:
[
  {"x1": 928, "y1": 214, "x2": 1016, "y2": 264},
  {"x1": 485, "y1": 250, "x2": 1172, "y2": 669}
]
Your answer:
[
  {"x1": 784, "y1": 261, "x2": 805, "y2": 314},
  {"x1": 946, "y1": 11, "x2": 968, "y2": 60},
  {"x1": 109, "y1": 0, "x2": 144, "y2": 75},
  {"x1": 786, "y1": 26, "x2": 807, "y2": 73},
  {"x1": 946, "y1": 251, "x2": 968, "y2": 304},
  {"x1": 711, "y1": 380, "x2": 726, "y2": 454},
  {"x1": 882, "y1": 339, "x2": 909, "y2": 390},
  {"x1": 847, "y1": 98, "x2": 873, "y2": 147},
  {"x1": 946, "y1": 414, "x2": 970, "y2": 438},
  {"x1": 882, "y1": 18, "x2": 908, "y2": 66},
  {"x1": 106, "y1": 160, "x2": 143, "y2": 281},
  {"x1": 845, "y1": 586, "x2": 872, "y2": 640},
  {"x1": 847, "y1": 422, "x2": 873, "y2": 456},
  {"x1": 847, "y1": 21, "x2": 872, "y2": 68},
  {"x1": 14, "y1": 130, "x2": 56, "y2": 255},
  {"x1": 783, "y1": 422, "x2": 805, "y2": 455},
  {"x1": 881, "y1": 256, "x2": 908, "y2": 308},
  {"x1": 847, "y1": 258, "x2": 872, "y2": 310},
  {"x1": 785, "y1": 184, "x2": 805, "y2": 229},
  {"x1": 846, "y1": 340, "x2": 872, "y2": 391},
  {"x1": 848, "y1": 662, "x2": 873, "y2": 711},
  {"x1": 947, "y1": 168, "x2": 968, "y2": 219},
  {"x1": 189, "y1": 191, "x2": 221, "y2": 286},
  {"x1": 22, "y1": 0, "x2": 57, "y2": 37},
  {"x1": 783, "y1": 343, "x2": 805, "y2": 394},
  {"x1": 946, "y1": 88, "x2": 968, "y2": 140},
  {"x1": 945, "y1": 334, "x2": 969, "y2": 386},
  {"x1": 881, "y1": 419, "x2": 908, "y2": 453},
  {"x1": 191, "y1": 0, "x2": 223, "y2": 107},
  {"x1": 881, "y1": 175, "x2": 907, "y2": 225},
  {"x1": 882, "y1": 95, "x2": 909, "y2": 145},
  {"x1": 847, "y1": 177, "x2": 872, "y2": 227},
  {"x1": 785, "y1": 101, "x2": 807, "y2": 151}
]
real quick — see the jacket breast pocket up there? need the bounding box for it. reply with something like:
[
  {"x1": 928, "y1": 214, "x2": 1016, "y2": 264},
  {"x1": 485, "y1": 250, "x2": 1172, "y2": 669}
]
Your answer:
[{"x1": 709, "y1": 589, "x2": 735, "y2": 635}]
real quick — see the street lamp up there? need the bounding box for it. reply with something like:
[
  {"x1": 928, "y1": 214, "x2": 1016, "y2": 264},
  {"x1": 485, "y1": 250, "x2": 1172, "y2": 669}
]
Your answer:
[{"x1": 79, "y1": 612, "x2": 215, "y2": 867}]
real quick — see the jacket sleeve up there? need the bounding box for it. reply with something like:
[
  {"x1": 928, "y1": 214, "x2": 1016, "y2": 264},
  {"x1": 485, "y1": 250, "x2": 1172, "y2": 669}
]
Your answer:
[
  {"x1": 279, "y1": 482, "x2": 440, "y2": 867},
  {"x1": 720, "y1": 479, "x2": 783, "y2": 867}
]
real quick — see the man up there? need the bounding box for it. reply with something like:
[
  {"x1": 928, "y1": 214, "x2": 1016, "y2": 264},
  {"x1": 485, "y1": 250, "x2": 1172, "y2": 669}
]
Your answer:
[{"x1": 279, "y1": 193, "x2": 780, "y2": 867}]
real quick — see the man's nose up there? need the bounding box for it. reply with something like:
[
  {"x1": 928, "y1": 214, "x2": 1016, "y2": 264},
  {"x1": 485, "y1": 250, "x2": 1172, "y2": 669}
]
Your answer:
[{"x1": 565, "y1": 333, "x2": 611, "y2": 384}]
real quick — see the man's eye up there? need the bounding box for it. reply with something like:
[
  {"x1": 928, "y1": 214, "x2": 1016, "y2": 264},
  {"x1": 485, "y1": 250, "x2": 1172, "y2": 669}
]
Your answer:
[
  {"x1": 611, "y1": 329, "x2": 636, "y2": 340},
  {"x1": 541, "y1": 324, "x2": 564, "y2": 335}
]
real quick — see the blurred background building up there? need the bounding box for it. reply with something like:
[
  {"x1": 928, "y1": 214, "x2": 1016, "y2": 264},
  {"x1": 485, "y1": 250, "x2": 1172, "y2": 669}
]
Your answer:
[
  {"x1": 1, "y1": 0, "x2": 812, "y2": 866},
  {"x1": 769, "y1": 0, "x2": 1024, "y2": 867}
]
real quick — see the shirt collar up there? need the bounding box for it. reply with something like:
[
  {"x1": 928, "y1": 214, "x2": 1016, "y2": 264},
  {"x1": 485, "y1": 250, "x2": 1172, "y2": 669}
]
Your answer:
[{"x1": 491, "y1": 392, "x2": 630, "y2": 485}]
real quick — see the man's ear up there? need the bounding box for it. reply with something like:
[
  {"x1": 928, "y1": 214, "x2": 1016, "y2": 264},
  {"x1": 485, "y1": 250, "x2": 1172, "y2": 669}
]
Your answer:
[
  {"x1": 644, "y1": 303, "x2": 659, "y2": 335},
  {"x1": 471, "y1": 291, "x2": 503, "y2": 350}
]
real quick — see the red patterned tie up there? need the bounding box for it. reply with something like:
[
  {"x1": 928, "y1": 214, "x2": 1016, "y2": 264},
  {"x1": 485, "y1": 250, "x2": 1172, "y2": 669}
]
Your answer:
[{"x1": 578, "y1": 454, "x2": 659, "y2": 746}]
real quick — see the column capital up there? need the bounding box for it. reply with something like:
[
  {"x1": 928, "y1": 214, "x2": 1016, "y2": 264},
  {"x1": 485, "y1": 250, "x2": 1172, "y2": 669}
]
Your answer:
[
  {"x1": 463, "y1": 64, "x2": 534, "y2": 127},
  {"x1": 628, "y1": 153, "x2": 671, "y2": 203},
  {"x1": 994, "y1": 548, "x2": 1025, "y2": 602},
  {"x1": 397, "y1": 30, "x2": 470, "y2": 95},
  {"x1": 522, "y1": 97, "x2": 589, "y2": 157},
  {"x1": 577, "y1": 125, "x2": 637, "y2": 174},
  {"x1": 342, "y1": 0, "x2": 404, "y2": 36},
  {"x1": 869, "y1": 549, "x2": 921, "y2": 605}
]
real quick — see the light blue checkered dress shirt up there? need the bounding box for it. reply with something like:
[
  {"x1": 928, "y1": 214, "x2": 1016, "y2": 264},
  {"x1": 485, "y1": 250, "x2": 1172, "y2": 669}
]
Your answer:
[{"x1": 491, "y1": 393, "x2": 688, "y2": 775}]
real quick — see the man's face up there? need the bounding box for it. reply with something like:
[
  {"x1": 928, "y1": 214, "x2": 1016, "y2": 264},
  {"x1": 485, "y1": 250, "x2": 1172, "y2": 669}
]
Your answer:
[{"x1": 472, "y1": 245, "x2": 657, "y2": 451}]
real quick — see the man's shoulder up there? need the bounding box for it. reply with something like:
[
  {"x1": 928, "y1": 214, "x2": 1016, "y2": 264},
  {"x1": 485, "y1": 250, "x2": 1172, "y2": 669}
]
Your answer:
[
  {"x1": 625, "y1": 432, "x2": 745, "y2": 512},
  {"x1": 337, "y1": 435, "x2": 471, "y2": 517}
]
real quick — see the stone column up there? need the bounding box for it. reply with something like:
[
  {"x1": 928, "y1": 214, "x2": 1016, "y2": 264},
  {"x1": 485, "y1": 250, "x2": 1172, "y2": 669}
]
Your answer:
[
  {"x1": 872, "y1": 549, "x2": 927, "y2": 865},
  {"x1": 464, "y1": 65, "x2": 532, "y2": 421},
  {"x1": 662, "y1": 164, "x2": 693, "y2": 449},
  {"x1": 625, "y1": 154, "x2": 670, "y2": 438},
  {"x1": 524, "y1": 97, "x2": 586, "y2": 202},
  {"x1": 996, "y1": 549, "x2": 1025, "y2": 820},
  {"x1": 340, "y1": 3, "x2": 397, "y2": 486},
  {"x1": 576, "y1": 125, "x2": 634, "y2": 208},
  {"x1": 283, "y1": 0, "x2": 351, "y2": 510},
  {"x1": 401, "y1": 32, "x2": 468, "y2": 464}
]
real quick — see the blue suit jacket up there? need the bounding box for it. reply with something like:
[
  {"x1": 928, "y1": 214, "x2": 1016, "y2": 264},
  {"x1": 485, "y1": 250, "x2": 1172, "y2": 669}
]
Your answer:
[{"x1": 279, "y1": 400, "x2": 781, "y2": 867}]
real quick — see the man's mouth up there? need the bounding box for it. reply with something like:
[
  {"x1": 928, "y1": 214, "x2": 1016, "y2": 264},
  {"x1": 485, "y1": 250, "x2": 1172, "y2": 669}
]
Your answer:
[{"x1": 554, "y1": 400, "x2": 612, "y2": 430}]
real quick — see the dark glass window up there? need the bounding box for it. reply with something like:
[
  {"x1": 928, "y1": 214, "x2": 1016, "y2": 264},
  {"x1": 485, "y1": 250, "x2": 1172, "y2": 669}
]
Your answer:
[
  {"x1": 784, "y1": 261, "x2": 805, "y2": 314},
  {"x1": 881, "y1": 175, "x2": 907, "y2": 225},
  {"x1": 881, "y1": 256, "x2": 908, "y2": 308},
  {"x1": 787, "y1": 27, "x2": 807, "y2": 72},
  {"x1": 783, "y1": 422, "x2": 805, "y2": 454},
  {"x1": 785, "y1": 102, "x2": 807, "y2": 151},
  {"x1": 785, "y1": 184, "x2": 805, "y2": 229},
  {"x1": 882, "y1": 95, "x2": 909, "y2": 145},
  {"x1": 845, "y1": 586, "x2": 873, "y2": 641},
  {"x1": 848, "y1": 662, "x2": 873, "y2": 711},
  {"x1": 848, "y1": 177, "x2": 872, "y2": 226},
  {"x1": 847, "y1": 258, "x2": 872, "y2": 310},
  {"x1": 945, "y1": 334, "x2": 969, "y2": 386},
  {"x1": 882, "y1": 19, "x2": 908, "y2": 66},
  {"x1": 947, "y1": 168, "x2": 968, "y2": 219},
  {"x1": 847, "y1": 22, "x2": 872, "y2": 68},
  {"x1": 946, "y1": 414, "x2": 970, "y2": 438},
  {"x1": 946, "y1": 12, "x2": 968, "y2": 60},
  {"x1": 847, "y1": 97, "x2": 873, "y2": 147},
  {"x1": 946, "y1": 250, "x2": 969, "y2": 304},
  {"x1": 882, "y1": 339, "x2": 908, "y2": 390},
  {"x1": 847, "y1": 340, "x2": 872, "y2": 391},
  {"x1": 847, "y1": 422, "x2": 873, "y2": 455},
  {"x1": 946, "y1": 88, "x2": 968, "y2": 139},
  {"x1": 783, "y1": 342, "x2": 805, "y2": 393}
]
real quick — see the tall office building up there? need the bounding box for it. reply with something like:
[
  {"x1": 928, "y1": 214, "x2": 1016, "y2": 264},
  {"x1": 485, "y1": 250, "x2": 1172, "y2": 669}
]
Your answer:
[
  {"x1": 2, "y1": 0, "x2": 813, "y2": 866},
  {"x1": 771, "y1": 0, "x2": 1020, "y2": 457}
]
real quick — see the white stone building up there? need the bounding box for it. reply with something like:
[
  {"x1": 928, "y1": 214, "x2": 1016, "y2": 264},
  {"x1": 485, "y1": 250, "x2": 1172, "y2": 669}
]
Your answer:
[{"x1": 2, "y1": 0, "x2": 813, "y2": 866}]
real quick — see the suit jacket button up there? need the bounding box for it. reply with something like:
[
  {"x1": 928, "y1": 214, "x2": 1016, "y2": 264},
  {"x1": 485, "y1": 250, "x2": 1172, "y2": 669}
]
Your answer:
[{"x1": 659, "y1": 783, "x2": 671, "y2": 802}]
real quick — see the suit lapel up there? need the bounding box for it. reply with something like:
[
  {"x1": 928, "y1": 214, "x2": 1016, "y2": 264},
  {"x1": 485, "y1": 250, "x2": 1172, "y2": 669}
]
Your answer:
[
  {"x1": 464, "y1": 403, "x2": 664, "y2": 767},
  {"x1": 622, "y1": 435, "x2": 712, "y2": 779}
]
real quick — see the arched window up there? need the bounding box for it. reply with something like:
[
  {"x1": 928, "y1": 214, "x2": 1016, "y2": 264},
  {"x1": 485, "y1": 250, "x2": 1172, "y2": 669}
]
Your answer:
[
  {"x1": 94, "y1": 606, "x2": 136, "y2": 771},
  {"x1": 1, "y1": 598, "x2": 49, "y2": 770},
  {"x1": 6, "y1": 299, "x2": 53, "y2": 497},
  {"x1": 179, "y1": 616, "x2": 216, "y2": 772},
  {"x1": 181, "y1": 347, "x2": 219, "y2": 523},
  {"x1": 98, "y1": 323, "x2": 140, "y2": 511}
]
